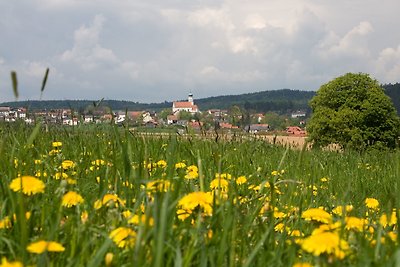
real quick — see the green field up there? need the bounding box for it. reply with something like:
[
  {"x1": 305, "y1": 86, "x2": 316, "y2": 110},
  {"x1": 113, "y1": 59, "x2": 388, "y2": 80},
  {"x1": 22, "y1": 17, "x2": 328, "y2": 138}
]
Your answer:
[{"x1": 1, "y1": 122, "x2": 400, "y2": 266}]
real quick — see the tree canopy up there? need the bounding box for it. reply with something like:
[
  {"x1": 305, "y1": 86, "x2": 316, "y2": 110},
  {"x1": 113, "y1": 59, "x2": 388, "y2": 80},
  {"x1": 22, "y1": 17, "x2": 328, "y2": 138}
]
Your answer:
[{"x1": 307, "y1": 73, "x2": 400, "y2": 149}]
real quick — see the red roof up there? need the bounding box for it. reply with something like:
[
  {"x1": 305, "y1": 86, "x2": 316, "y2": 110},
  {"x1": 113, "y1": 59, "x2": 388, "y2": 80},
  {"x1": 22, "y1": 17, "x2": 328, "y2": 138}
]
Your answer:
[{"x1": 174, "y1": 102, "x2": 195, "y2": 108}]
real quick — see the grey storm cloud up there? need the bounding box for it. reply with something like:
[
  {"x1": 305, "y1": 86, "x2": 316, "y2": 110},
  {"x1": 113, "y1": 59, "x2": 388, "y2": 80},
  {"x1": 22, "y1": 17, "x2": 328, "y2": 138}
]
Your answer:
[{"x1": 0, "y1": 0, "x2": 399, "y2": 103}]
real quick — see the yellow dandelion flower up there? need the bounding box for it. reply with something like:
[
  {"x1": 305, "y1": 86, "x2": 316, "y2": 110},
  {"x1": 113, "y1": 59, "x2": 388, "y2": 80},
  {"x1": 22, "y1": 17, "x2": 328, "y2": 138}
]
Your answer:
[
  {"x1": 175, "y1": 162, "x2": 186, "y2": 169},
  {"x1": 301, "y1": 208, "x2": 332, "y2": 224},
  {"x1": 271, "y1": 170, "x2": 279, "y2": 176},
  {"x1": 146, "y1": 179, "x2": 171, "y2": 192},
  {"x1": 127, "y1": 214, "x2": 154, "y2": 226},
  {"x1": 62, "y1": 191, "x2": 84, "y2": 208},
  {"x1": 365, "y1": 198, "x2": 379, "y2": 210},
  {"x1": 156, "y1": 160, "x2": 167, "y2": 168},
  {"x1": 0, "y1": 217, "x2": 12, "y2": 229},
  {"x1": 332, "y1": 205, "x2": 353, "y2": 216},
  {"x1": 311, "y1": 222, "x2": 342, "y2": 235},
  {"x1": 345, "y1": 217, "x2": 366, "y2": 232},
  {"x1": 215, "y1": 173, "x2": 232, "y2": 180},
  {"x1": 274, "y1": 223, "x2": 285, "y2": 233},
  {"x1": 52, "y1": 141, "x2": 62, "y2": 148},
  {"x1": 105, "y1": 252, "x2": 114, "y2": 267},
  {"x1": 0, "y1": 257, "x2": 23, "y2": 267},
  {"x1": 236, "y1": 176, "x2": 247, "y2": 185},
  {"x1": 9, "y1": 176, "x2": 45, "y2": 196},
  {"x1": 54, "y1": 172, "x2": 69, "y2": 180},
  {"x1": 301, "y1": 231, "x2": 349, "y2": 259},
  {"x1": 81, "y1": 211, "x2": 89, "y2": 224},
  {"x1": 320, "y1": 177, "x2": 329, "y2": 182},
  {"x1": 210, "y1": 178, "x2": 229, "y2": 191},
  {"x1": 109, "y1": 227, "x2": 136, "y2": 248},
  {"x1": 380, "y1": 211, "x2": 397, "y2": 227},
  {"x1": 94, "y1": 194, "x2": 125, "y2": 210},
  {"x1": 293, "y1": 263, "x2": 313, "y2": 267},
  {"x1": 177, "y1": 192, "x2": 213, "y2": 219},
  {"x1": 91, "y1": 159, "x2": 106, "y2": 166},
  {"x1": 61, "y1": 160, "x2": 75, "y2": 170},
  {"x1": 27, "y1": 240, "x2": 65, "y2": 254},
  {"x1": 387, "y1": 231, "x2": 397, "y2": 242},
  {"x1": 49, "y1": 149, "x2": 60, "y2": 156}
]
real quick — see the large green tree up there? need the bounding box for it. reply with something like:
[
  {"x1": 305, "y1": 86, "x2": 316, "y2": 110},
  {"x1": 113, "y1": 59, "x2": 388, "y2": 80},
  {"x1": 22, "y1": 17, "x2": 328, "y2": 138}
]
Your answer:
[{"x1": 307, "y1": 73, "x2": 400, "y2": 149}]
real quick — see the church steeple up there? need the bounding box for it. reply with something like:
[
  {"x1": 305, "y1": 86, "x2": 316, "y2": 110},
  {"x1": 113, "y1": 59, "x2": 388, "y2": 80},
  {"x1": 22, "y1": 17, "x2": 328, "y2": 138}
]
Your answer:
[{"x1": 188, "y1": 93, "x2": 193, "y2": 104}]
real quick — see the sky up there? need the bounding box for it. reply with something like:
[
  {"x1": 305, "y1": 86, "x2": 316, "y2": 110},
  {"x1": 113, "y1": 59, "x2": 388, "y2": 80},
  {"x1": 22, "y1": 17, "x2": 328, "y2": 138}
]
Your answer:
[{"x1": 1, "y1": 0, "x2": 399, "y2": 103}]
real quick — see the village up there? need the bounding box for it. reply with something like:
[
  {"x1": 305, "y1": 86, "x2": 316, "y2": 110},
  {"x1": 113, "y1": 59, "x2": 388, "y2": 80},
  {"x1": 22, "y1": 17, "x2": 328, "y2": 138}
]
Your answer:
[{"x1": 0, "y1": 93, "x2": 307, "y2": 136}]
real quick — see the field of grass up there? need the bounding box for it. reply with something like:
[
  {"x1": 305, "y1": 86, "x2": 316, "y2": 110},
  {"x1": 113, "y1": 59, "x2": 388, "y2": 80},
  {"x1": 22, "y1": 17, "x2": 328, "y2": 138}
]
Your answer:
[{"x1": 1, "y1": 122, "x2": 400, "y2": 266}]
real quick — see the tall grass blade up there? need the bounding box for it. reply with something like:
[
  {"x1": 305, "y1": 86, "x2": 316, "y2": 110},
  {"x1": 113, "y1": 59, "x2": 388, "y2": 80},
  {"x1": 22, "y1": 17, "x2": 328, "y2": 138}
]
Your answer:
[
  {"x1": 40, "y1": 68, "x2": 49, "y2": 99},
  {"x1": 11, "y1": 71, "x2": 18, "y2": 99}
]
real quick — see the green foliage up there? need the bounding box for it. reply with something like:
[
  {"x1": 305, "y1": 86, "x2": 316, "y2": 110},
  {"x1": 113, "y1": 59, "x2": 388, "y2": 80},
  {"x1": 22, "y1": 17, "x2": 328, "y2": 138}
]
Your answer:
[{"x1": 307, "y1": 73, "x2": 400, "y2": 150}]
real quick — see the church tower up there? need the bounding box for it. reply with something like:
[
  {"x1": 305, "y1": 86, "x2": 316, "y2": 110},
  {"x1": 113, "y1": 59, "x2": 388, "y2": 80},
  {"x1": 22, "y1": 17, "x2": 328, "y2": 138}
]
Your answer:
[{"x1": 188, "y1": 93, "x2": 194, "y2": 104}]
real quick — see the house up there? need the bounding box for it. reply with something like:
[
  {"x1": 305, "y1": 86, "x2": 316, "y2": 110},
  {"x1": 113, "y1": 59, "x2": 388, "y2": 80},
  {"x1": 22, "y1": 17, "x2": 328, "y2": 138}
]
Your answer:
[
  {"x1": 0, "y1": 106, "x2": 10, "y2": 117},
  {"x1": 218, "y1": 122, "x2": 239, "y2": 129},
  {"x1": 167, "y1": 115, "x2": 178, "y2": 125},
  {"x1": 248, "y1": 124, "x2": 270, "y2": 133},
  {"x1": 286, "y1": 126, "x2": 306, "y2": 136},
  {"x1": 291, "y1": 111, "x2": 306, "y2": 118},
  {"x1": 172, "y1": 93, "x2": 199, "y2": 114}
]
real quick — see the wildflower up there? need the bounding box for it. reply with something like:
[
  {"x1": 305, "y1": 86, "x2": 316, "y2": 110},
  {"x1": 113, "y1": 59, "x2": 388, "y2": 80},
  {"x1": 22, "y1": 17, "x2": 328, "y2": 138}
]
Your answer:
[
  {"x1": 9, "y1": 176, "x2": 45, "y2": 195},
  {"x1": 109, "y1": 227, "x2": 136, "y2": 248},
  {"x1": 215, "y1": 173, "x2": 232, "y2": 180},
  {"x1": 81, "y1": 211, "x2": 89, "y2": 224},
  {"x1": 105, "y1": 252, "x2": 114, "y2": 266},
  {"x1": 210, "y1": 178, "x2": 229, "y2": 192},
  {"x1": 380, "y1": 211, "x2": 397, "y2": 227},
  {"x1": 62, "y1": 191, "x2": 84, "y2": 208},
  {"x1": 301, "y1": 231, "x2": 349, "y2": 259},
  {"x1": 271, "y1": 170, "x2": 279, "y2": 176},
  {"x1": 54, "y1": 172, "x2": 69, "y2": 180},
  {"x1": 146, "y1": 179, "x2": 171, "y2": 192},
  {"x1": 175, "y1": 162, "x2": 186, "y2": 169},
  {"x1": 0, "y1": 217, "x2": 11, "y2": 229},
  {"x1": 49, "y1": 149, "x2": 60, "y2": 156},
  {"x1": 156, "y1": 160, "x2": 167, "y2": 168},
  {"x1": 235, "y1": 176, "x2": 247, "y2": 185},
  {"x1": 61, "y1": 160, "x2": 75, "y2": 170},
  {"x1": 52, "y1": 141, "x2": 62, "y2": 148},
  {"x1": 127, "y1": 214, "x2": 154, "y2": 226},
  {"x1": 92, "y1": 159, "x2": 106, "y2": 166},
  {"x1": 332, "y1": 205, "x2": 353, "y2": 216},
  {"x1": 0, "y1": 257, "x2": 23, "y2": 267},
  {"x1": 345, "y1": 217, "x2": 366, "y2": 232},
  {"x1": 185, "y1": 165, "x2": 199, "y2": 179},
  {"x1": 94, "y1": 194, "x2": 125, "y2": 209},
  {"x1": 293, "y1": 263, "x2": 312, "y2": 267},
  {"x1": 274, "y1": 223, "x2": 285, "y2": 233},
  {"x1": 302, "y1": 208, "x2": 332, "y2": 224},
  {"x1": 365, "y1": 198, "x2": 379, "y2": 210},
  {"x1": 27, "y1": 240, "x2": 65, "y2": 254},
  {"x1": 177, "y1": 192, "x2": 213, "y2": 220},
  {"x1": 320, "y1": 177, "x2": 329, "y2": 182}
]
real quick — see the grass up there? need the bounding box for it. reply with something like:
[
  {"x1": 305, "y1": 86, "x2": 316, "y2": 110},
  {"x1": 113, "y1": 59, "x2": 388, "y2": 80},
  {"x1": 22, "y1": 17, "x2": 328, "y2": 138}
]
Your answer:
[{"x1": 0, "y1": 121, "x2": 400, "y2": 266}]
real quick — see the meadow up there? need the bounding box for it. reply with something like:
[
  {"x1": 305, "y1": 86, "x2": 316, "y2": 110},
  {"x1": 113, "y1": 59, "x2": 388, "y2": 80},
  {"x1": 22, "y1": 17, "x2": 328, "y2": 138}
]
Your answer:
[{"x1": 1, "y1": 122, "x2": 400, "y2": 267}]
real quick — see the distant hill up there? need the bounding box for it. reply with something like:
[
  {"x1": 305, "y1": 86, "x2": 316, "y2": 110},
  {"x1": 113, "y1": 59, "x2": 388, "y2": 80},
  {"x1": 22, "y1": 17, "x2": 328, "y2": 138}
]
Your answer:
[
  {"x1": 0, "y1": 86, "x2": 399, "y2": 114},
  {"x1": 383, "y1": 83, "x2": 400, "y2": 115},
  {"x1": 0, "y1": 89, "x2": 316, "y2": 114}
]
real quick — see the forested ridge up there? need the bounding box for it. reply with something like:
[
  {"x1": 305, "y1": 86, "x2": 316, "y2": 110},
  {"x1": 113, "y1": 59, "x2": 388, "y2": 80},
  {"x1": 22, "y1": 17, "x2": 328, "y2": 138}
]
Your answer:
[{"x1": 1, "y1": 85, "x2": 399, "y2": 114}]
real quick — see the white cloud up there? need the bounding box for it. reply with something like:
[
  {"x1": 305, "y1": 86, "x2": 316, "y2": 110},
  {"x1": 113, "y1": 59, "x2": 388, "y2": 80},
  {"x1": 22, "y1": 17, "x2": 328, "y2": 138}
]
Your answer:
[
  {"x1": 1, "y1": 1, "x2": 400, "y2": 102},
  {"x1": 60, "y1": 14, "x2": 118, "y2": 71},
  {"x1": 375, "y1": 45, "x2": 400, "y2": 82}
]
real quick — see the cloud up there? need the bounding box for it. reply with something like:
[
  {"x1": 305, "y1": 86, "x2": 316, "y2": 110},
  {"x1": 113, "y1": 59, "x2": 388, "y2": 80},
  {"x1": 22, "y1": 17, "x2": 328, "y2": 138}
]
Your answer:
[
  {"x1": 1, "y1": 1, "x2": 400, "y2": 102},
  {"x1": 375, "y1": 45, "x2": 400, "y2": 82},
  {"x1": 60, "y1": 14, "x2": 118, "y2": 71}
]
